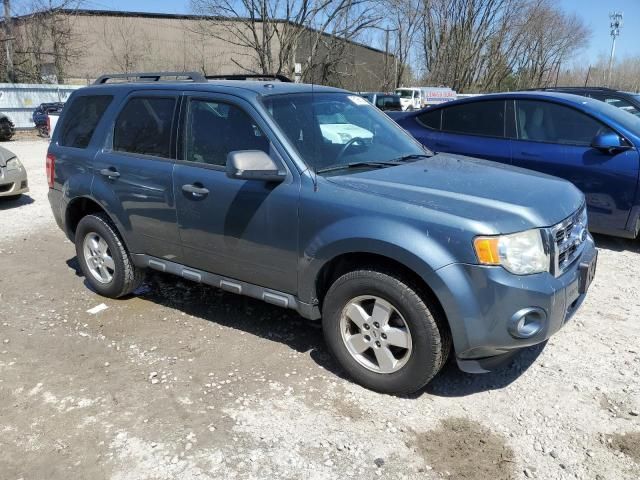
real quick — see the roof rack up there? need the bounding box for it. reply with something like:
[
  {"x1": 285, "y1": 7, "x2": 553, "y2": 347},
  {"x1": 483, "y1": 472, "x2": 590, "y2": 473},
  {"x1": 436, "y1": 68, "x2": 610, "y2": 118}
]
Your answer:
[
  {"x1": 94, "y1": 71, "x2": 207, "y2": 84},
  {"x1": 206, "y1": 73, "x2": 293, "y2": 83}
]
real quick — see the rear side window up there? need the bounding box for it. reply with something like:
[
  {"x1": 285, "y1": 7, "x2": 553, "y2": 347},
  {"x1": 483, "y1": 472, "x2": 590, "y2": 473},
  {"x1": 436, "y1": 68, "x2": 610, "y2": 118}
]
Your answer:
[
  {"x1": 59, "y1": 95, "x2": 112, "y2": 148},
  {"x1": 442, "y1": 101, "x2": 505, "y2": 137},
  {"x1": 114, "y1": 97, "x2": 176, "y2": 158},
  {"x1": 416, "y1": 109, "x2": 441, "y2": 130}
]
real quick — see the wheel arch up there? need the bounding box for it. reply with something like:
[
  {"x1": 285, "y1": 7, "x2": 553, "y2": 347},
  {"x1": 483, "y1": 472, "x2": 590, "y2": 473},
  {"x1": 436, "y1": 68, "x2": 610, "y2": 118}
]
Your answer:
[{"x1": 64, "y1": 196, "x2": 133, "y2": 252}]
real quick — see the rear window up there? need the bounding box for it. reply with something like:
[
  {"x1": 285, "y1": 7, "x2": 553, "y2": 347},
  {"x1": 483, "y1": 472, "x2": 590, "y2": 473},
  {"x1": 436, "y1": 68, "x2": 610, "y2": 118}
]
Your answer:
[
  {"x1": 376, "y1": 95, "x2": 401, "y2": 109},
  {"x1": 59, "y1": 95, "x2": 113, "y2": 148},
  {"x1": 113, "y1": 97, "x2": 176, "y2": 158},
  {"x1": 442, "y1": 101, "x2": 505, "y2": 137}
]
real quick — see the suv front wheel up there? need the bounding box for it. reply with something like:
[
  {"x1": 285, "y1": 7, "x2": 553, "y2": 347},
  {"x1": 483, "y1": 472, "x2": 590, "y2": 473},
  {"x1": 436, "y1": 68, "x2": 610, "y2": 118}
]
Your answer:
[
  {"x1": 322, "y1": 268, "x2": 450, "y2": 394},
  {"x1": 75, "y1": 213, "x2": 144, "y2": 298}
]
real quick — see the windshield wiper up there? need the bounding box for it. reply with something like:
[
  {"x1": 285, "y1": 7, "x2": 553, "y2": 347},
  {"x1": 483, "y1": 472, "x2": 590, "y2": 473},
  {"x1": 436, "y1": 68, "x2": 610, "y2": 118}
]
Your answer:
[
  {"x1": 391, "y1": 153, "x2": 433, "y2": 162},
  {"x1": 316, "y1": 161, "x2": 400, "y2": 174}
]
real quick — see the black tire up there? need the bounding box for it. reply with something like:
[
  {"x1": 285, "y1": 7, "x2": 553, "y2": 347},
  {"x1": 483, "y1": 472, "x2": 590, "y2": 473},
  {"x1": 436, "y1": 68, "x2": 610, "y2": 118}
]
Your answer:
[
  {"x1": 322, "y1": 268, "x2": 451, "y2": 395},
  {"x1": 75, "y1": 213, "x2": 144, "y2": 298},
  {"x1": 0, "y1": 117, "x2": 15, "y2": 141}
]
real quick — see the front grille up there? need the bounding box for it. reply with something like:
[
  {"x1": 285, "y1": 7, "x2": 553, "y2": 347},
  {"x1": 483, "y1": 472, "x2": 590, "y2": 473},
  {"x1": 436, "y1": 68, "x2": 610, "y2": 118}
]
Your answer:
[{"x1": 550, "y1": 205, "x2": 588, "y2": 276}]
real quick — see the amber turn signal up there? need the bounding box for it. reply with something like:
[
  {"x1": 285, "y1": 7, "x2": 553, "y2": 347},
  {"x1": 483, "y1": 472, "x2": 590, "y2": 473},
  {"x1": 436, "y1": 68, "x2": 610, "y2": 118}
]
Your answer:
[{"x1": 474, "y1": 237, "x2": 500, "y2": 265}]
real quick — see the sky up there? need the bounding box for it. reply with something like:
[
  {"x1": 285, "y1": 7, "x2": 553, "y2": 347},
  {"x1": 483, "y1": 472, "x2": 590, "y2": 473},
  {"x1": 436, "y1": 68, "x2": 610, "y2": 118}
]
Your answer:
[{"x1": 82, "y1": 0, "x2": 640, "y2": 64}]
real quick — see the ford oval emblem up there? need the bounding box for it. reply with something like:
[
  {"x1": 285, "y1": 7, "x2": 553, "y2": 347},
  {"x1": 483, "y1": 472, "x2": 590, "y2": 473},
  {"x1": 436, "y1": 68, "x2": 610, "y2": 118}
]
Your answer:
[{"x1": 579, "y1": 228, "x2": 587, "y2": 242}]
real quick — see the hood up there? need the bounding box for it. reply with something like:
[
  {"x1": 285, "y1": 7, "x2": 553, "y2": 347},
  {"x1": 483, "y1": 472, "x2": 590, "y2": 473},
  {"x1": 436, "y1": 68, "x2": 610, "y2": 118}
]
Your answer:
[
  {"x1": 327, "y1": 153, "x2": 584, "y2": 234},
  {"x1": 0, "y1": 145, "x2": 16, "y2": 167}
]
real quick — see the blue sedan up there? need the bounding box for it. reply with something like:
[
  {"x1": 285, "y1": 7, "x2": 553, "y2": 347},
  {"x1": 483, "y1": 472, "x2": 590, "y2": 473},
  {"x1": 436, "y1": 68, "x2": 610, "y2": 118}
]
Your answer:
[{"x1": 393, "y1": 92, "x2": 640, "y2": 239}]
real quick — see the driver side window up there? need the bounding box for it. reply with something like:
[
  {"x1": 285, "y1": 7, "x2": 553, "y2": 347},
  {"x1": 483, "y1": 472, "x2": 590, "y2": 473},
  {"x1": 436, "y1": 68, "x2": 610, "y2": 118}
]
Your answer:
[
  {"x1": 515, "y1": 100, "x2": 610, "y2": 146},
  {"x1": 185, "y1": 99, "x2": 269, "y2": 167}
]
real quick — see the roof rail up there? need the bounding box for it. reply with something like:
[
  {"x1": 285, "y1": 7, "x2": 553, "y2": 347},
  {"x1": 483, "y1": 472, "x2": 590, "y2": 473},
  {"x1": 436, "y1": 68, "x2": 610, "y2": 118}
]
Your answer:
[
  {"x1": 94, "y1": 71, "x2": 207, "y2": 84},
  {"x1": 206, "y1": 73, "x2": 293, "y2": 83},
  {"x1": 526, "y1": 86, "x2": 615, "y2": 92}
]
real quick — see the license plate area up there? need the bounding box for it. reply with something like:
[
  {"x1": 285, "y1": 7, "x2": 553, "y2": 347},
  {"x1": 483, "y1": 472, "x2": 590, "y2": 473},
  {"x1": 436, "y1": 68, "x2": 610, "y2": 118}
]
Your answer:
[{"x1": 578, "y1": 250, "x2": 597, "y2": 294}]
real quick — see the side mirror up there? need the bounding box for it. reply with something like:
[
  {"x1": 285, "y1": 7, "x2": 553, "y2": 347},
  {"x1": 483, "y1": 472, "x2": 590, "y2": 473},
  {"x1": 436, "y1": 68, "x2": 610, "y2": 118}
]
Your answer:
[
  {"x1": 226, "y1": 150, "x2": 286, "y2": 182},
  {"x1": 591, "y1": 132, "x2": 631, "y2": 154}
]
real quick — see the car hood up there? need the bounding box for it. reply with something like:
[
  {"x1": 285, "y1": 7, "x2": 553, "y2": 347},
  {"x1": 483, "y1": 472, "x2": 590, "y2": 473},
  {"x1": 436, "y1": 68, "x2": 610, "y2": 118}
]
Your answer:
[
  {"x1": 326, "y1": 153, "x2": 584, "y2": 234},
  {"x1": 0, "y1": 145, "x2": 16, "y2": 166}
]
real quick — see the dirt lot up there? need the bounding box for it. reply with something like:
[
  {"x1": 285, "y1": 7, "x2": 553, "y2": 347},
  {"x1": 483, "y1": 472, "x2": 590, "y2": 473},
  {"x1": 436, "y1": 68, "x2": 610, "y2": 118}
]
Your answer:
[{"x1": 1, "y1": 139, "x2": 639, "y2": 480}]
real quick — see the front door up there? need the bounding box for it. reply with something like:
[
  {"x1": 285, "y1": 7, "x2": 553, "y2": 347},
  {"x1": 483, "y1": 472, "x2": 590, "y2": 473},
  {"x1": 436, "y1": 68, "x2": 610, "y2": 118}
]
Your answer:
[
  {"x1": 173, "y1": 94, "x2": 300, "y2": 293},
  {"x1": 510, "y1": 99, "x2": 638, "y2": 233},
  {"x1": 92, "y1": 92, "x2": 182, "y2": 260}
]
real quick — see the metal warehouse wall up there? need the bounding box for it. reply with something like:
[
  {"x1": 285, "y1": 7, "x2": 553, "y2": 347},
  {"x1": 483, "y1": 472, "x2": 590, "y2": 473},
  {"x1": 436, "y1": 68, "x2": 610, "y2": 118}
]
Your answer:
[{"x1": 0, "y1": 83, "x2": 83, "y2": 129}]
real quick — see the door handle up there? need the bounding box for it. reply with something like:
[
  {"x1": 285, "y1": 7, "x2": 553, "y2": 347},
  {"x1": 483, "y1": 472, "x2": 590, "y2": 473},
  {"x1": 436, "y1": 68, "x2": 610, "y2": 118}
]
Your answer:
[
  {"x1": 182, "y1": 183, "x2": 209, "y2": 198},
  {"x1": 100, "y1": 167, "x2": 120, "y2": 179}
]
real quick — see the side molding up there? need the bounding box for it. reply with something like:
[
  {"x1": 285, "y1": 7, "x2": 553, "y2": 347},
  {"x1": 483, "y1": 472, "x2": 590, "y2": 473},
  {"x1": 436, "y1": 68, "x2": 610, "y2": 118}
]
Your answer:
[{"x1": 133, "y1": 254, "x2": 320, "y2": 319}]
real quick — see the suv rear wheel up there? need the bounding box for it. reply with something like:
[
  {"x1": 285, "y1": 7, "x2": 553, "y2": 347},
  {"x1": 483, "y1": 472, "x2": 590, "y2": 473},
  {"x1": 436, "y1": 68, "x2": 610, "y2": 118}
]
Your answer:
[
  {"x1": 75, "y1": 213, "x2": 144, "y2": 298},
  {"x1": 322, "y1": 268, "x2": 450, "y2": 394}
]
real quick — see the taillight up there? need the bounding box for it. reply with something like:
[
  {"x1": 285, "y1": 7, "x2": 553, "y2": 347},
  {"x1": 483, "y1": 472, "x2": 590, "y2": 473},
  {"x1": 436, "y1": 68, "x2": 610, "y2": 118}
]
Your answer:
[{"x1": 46, "y1": 153, "x2": 55, "y2": 188}]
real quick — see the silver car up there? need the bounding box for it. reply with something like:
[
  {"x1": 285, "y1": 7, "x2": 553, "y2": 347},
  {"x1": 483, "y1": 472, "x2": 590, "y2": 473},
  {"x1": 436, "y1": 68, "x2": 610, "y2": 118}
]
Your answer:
[{"x1": 0, "y1": 145, "x2": 28, "y2": 199}]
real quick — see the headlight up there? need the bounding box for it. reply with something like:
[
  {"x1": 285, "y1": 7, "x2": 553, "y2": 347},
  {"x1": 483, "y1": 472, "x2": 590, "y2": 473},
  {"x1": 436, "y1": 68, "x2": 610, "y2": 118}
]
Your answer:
[
  {"x1": 6, "y1": 157, "x2": 22, "y2": 171},
  {"x1": 474, "y1": 229, "x2": 549, "y2": 275}
]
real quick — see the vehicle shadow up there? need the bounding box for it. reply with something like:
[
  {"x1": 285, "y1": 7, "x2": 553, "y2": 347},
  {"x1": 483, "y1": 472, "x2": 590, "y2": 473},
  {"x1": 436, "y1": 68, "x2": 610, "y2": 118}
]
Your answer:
[
  {"x1": 0, "y1": 194, "x2": 34, "y2": 210},
  {"x1": 65, "y1": 258, "x2": 541, "y2": 398},
  {"x1": 420, "y1": 342, "x2": 546, "y2": 398},
  {"x1": 592, "y1": 233, "x2": 639, "y2": 253}
]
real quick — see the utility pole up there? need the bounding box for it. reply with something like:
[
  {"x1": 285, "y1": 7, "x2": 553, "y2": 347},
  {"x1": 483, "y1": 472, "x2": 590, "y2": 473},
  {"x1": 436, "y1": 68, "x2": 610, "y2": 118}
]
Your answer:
[
  {"x1": 607, "y1": 12, "x2": 623, "y2": 87},
  {"x1": 3, "y1": 0, "x2": 14, "y2": 83},
  {"x1": 384, "y1": 27, "x2": 390, "y2": 92}
]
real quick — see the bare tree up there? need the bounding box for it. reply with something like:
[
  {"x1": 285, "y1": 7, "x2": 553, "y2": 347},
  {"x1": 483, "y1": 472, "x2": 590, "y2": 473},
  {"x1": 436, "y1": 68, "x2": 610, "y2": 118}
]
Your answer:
[
  {"x1": 413, "y1": 0, "x2": 590, "y2": 92},
  {"x1": 190, "y1": 0, "x2": 380, "y2": 85},
  {"x1": 7, "y1": 0, "x2": 83, "y2": 83},
  {"x1": 101, "y1": 17, "x2": 151, "y2": 74}
]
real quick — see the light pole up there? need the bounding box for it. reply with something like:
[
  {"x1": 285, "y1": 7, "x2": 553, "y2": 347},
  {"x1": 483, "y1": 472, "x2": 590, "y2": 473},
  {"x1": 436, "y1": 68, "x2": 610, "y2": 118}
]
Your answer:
[{"x1": 607, "y1": 12, "x2": 623, "y2": 87}]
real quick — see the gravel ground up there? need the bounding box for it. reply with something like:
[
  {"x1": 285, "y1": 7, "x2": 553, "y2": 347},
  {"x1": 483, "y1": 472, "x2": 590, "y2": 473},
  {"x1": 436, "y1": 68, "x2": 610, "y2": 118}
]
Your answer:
[{"x1": 1, "y1": 139, "x2": 639, "y2": 480}]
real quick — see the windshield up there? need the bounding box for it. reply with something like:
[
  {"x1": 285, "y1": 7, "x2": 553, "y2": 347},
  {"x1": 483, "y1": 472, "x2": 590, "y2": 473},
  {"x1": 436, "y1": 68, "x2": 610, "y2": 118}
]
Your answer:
[
  {"x1": 261, "y1": 92, "x2": 430, "y2": 174},
  {"x1": 396, "y1": 89, "x2": 414, "y2": 99}
]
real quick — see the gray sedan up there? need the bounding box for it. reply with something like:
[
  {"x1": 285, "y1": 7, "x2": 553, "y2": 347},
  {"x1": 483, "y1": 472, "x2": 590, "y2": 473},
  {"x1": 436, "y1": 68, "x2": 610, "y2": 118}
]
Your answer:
[{"x1": 0, "y1": 145, "x2": 28, "y2": 199}]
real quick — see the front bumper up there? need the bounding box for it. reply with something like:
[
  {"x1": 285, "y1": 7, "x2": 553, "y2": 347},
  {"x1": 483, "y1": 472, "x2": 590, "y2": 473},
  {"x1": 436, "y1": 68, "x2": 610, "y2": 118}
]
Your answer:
[
  {"x1": 0, "y1": 166, "x2": 28, "y2": 197},
  {"x1": 435, "y1": 235, "x2": 597, "y2": 373}
]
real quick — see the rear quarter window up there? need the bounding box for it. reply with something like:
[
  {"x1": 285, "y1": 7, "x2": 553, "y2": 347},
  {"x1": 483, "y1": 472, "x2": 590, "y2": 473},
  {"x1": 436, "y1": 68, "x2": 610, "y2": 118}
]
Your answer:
[{"x1": 58, "y1": 95, "x2": 113, "y2": 148}]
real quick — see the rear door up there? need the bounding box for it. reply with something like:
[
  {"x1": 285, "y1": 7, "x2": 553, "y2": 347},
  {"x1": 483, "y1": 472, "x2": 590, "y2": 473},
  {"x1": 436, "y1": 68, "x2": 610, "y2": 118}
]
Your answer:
[
  {"x1": 173, "y1": 93, "x2": 300, "y2": 293},
  {"x1": 425, "y1": 100, "x2": 512, "y2": 165},
  {"x1": 92, "y1": 91, "x2": 182, "y2": 260},
  {"x1": 510, "y1": 99, "x2": 637, "y2": 232}
]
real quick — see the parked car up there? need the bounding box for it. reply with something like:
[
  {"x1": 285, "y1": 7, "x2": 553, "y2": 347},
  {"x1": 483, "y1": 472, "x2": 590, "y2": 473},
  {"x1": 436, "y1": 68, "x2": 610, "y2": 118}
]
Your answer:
[
  {"x1": 0, "y1": 113, "x2": 15, "y2": 141},
  {"x1": 33, "y1": 102, "x2": 65, "y2": 136},
  {"x1": 0, "y1": 145, "x2": 28, "y2": 199},
  {"x1": 360, "y1": 92, "x2": 402, "y2": 111},
  {"x1": 47, "y1": 72, "x2": 596, "y2": 394},
  {"x1": 394, "y1": 92, "x2": 640, "y2": 239},
  {"x1": 531, "y1": 87, "x2": 640, "y2": 118}
]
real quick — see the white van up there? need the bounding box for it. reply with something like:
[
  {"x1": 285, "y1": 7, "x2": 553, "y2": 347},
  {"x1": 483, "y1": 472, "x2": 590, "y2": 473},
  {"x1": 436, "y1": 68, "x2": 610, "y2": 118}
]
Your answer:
[{"x1": 395, "y1": 87, "x2": 457, "y2": 111}]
